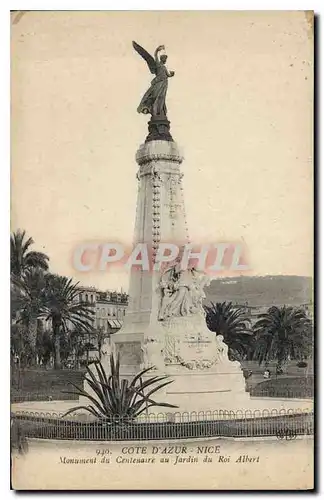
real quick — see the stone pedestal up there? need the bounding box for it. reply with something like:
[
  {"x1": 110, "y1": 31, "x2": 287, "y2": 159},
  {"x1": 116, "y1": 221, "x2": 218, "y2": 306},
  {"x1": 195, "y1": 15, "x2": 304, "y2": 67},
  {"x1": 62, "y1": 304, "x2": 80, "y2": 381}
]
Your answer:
[{"x1": 146, "y1": 115, "x2": 173, "y2": 142}]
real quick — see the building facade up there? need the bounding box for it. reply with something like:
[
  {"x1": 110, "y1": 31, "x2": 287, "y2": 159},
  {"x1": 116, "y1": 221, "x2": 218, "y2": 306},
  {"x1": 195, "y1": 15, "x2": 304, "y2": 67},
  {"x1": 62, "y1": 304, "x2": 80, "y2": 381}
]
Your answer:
[
  {"x1": 232, "y1": 302, "x2": 313, "y2": 326},
  {"x1": 67, "y1": 287, "x2": 129, "y2": 363},
  {"x1": 77, "y1": 286, "x2": 128, "y2": 333},
  {"x1": 36, "y1": 286, "x2": 128, "y2": 362}
]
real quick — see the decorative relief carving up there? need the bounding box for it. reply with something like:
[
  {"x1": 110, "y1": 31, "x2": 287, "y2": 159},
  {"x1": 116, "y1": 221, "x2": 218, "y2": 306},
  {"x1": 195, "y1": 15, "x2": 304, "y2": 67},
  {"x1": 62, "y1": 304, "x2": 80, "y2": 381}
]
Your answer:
[
  {"x1": 136, "y1": 143, "x2": 183, "y2": 166},
  {"x1": 163, "y1": 327, "x2": 233, "y2": 371},
  {"x1": 141, "y1": 337, "x2": 165, "y2": 371},
  {"x1": 177, "y1": 358, "x2": 218, "y2": 370},
  {"x1": 164, "y1": 334, "x2": 181, "y2": 364},
  {"x1": 158, "y1": 260, "x2": 210, "y2": 321},
  {"x1": 178, "y1": 176, "x2": 190, "y2": 243},
  {"x1": 137, "y1": 161, "x2": 181, "y2": 178},
  {"x1": 168, "y1": 176, "x2": 178, "y2": 225},
  {"x1": 137, "y1": 153, "x2": 183, "y2": 166},
  {"x1": 151, "y1": 165, "x2": 162, "y2": 257}
]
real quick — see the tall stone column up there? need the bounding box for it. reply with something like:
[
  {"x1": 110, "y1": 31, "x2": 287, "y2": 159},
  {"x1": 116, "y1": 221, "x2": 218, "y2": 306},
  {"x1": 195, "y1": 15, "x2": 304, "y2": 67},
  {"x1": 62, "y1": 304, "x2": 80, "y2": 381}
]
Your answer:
[{"x1": 112, "y1": 139, "x2": 189, "y2": 373}]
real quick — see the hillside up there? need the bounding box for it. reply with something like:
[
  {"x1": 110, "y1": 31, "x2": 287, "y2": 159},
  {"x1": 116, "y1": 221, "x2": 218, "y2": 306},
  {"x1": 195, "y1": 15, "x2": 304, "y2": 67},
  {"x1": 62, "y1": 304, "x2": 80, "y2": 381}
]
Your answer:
[{"x1": 204, "y1": 275, "x2": 313, "y2": 307}]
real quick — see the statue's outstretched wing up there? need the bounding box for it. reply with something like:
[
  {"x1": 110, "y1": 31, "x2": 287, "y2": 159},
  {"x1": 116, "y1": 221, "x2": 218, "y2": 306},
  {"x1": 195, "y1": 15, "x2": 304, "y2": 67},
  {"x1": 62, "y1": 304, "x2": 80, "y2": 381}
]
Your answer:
[{"x1": 132, "y1": 41, "x2": 157, "y2": 74}]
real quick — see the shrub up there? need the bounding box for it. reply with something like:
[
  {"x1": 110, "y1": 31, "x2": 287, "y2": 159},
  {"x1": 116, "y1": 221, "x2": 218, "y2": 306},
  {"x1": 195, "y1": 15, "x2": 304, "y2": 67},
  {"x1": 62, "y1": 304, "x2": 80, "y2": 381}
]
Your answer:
[{"x1": 62, "y1": 354, "x2": 178, "y2": 422}]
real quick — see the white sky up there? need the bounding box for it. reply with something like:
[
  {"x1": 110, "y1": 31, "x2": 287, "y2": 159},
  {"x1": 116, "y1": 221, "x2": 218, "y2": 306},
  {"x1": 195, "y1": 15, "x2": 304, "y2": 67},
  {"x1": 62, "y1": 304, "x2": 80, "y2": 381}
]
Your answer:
[{"x1": 11, "y1": 11, "x2": 313, "y2": 291}]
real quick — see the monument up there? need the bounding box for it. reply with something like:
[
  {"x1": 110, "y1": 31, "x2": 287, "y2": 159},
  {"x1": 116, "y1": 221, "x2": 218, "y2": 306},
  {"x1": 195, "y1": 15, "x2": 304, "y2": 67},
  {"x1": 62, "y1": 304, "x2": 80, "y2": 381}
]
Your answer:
[{"x1": 109, "y1": 42, "x2": 250, "y2": 412}]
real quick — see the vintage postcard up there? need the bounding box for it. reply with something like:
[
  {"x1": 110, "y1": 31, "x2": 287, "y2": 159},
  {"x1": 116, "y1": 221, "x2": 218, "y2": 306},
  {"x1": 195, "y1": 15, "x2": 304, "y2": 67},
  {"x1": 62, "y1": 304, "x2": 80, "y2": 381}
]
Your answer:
[{"x1": 10, "y1": 10, "x2": 314, "y2": 490}]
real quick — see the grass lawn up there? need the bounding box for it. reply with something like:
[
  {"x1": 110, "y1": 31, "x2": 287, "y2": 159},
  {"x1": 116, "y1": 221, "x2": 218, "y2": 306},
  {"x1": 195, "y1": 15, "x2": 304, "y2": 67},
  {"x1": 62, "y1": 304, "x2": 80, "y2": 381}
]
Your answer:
[
  {"x1": 11, "y1": 360, "x2": 314, "y2": 402},
  {"x1": 241, "y1": 359, "x2": 314, "y2": 393},
  {"x1": 241, "y1": 359, "x2": 313, "y2": 376},
  {"x1": 11, "y1": 368, "x2": 85, "y2": 401},
  {"x1": 250, "y1": 376, "x2": 314, "y2": 398}
]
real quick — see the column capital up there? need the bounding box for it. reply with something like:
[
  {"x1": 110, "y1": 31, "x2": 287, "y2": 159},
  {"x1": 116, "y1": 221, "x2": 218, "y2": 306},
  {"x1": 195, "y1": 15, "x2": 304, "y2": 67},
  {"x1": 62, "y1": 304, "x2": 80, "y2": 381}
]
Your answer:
[{"x1": 136, "y1": 140, "x2": 183, "y2": 166}]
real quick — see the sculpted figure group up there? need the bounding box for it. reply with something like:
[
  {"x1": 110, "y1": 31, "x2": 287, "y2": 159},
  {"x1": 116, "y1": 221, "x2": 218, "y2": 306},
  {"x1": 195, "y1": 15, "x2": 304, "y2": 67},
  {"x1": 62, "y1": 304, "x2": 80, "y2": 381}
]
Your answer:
[{"x1": 158, "y1": 261, "x2": 209, "y2": 321}]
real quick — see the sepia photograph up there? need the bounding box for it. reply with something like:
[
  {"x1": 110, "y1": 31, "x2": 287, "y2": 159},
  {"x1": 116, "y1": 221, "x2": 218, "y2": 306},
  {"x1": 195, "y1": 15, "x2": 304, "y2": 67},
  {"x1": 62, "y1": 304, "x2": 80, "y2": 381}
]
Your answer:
[{"x1": 10, "y1": 9, "x2": 314, "y2": 490}]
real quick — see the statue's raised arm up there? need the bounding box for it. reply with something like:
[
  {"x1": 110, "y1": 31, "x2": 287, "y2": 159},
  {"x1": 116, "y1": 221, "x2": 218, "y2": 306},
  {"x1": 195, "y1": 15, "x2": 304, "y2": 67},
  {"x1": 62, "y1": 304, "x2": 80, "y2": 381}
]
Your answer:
[
  {"x1": 132, "y1": 40, "x2": 175, "y2": 126},
  {"x1": 154, "y1": 45, "x2": 165, "y2": 64}
]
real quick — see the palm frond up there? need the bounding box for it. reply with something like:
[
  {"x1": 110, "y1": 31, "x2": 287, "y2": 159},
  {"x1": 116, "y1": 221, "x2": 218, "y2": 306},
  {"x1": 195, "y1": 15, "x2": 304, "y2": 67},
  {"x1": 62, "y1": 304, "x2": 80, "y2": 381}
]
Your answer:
[
  {"x1": 253, "y1": 305, "x2": 313, "y2": 366},
  {"x1": 204, "y1": 301, "x2": 254, "y2": 360}
]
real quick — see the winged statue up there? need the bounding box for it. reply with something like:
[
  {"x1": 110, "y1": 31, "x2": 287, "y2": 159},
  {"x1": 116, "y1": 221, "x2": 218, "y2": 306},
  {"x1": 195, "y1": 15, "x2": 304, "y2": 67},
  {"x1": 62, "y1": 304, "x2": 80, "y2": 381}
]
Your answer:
[{"x1": 132, "y1": 41, "x2": 175, "y2": 118}]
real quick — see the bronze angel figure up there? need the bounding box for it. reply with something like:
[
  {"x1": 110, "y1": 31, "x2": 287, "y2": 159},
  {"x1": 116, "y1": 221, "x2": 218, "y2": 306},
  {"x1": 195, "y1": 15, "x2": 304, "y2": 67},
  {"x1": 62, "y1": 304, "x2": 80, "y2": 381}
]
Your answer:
[{"x1": 132, "y1": 41, "x2": 175, "y2": 117}]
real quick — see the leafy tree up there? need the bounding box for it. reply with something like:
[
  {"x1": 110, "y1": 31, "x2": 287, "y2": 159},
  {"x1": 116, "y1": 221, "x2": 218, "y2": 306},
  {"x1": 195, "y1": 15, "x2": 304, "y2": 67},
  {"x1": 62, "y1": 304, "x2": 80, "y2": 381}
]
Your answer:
[
  {"x1": 40, "y1": 274, "x2": 95, "y2": 369},
  {"x1": 204, "y1": 301, "x2": 254, "y2": 361},
  {"x1": 253, "y1": 305, "x2": 313, "y2": 371},
  {"x1": 11, "y1": 229, "x2": 49, "y2": 279}
]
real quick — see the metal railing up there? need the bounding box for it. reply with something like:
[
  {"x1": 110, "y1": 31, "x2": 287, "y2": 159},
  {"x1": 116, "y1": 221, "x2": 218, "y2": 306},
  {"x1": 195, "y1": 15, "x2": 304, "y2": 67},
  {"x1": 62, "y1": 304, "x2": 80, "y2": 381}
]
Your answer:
[{"x1": 11, "y1": 408, "x2": 313, "y2": 442}]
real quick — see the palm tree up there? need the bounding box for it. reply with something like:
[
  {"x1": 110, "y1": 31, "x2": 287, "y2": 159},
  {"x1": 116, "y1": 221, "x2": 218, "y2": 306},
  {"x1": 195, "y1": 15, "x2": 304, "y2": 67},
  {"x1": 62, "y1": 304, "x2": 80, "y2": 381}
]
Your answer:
[
  {"x1": 253, "y1": 305, "x2": 313, "y2": 371},
  {"x1": 11, "y1": 323, "x2": 30, "y2": 369},
  {"x1": 204, "y1": 301, "x2": 253, "y2": 360},
  {"x1": 11, "y1": 230, "x2": 49, "y2": 364},
  {"x1": 41, "y1": 274, "x2": 95, "y2": 369},
  {"x1": 36, "y1": 328, "x2": 53, "y2": 368},
  {"x1": 12, "y1": 268, "x2": 46, "y2": 365},
  {"x1": 66, "y1": 329, "x2": 84, "y2": 368},
  {"x1": 11, "y1": 229, "x2": 49, "y2": 279}
]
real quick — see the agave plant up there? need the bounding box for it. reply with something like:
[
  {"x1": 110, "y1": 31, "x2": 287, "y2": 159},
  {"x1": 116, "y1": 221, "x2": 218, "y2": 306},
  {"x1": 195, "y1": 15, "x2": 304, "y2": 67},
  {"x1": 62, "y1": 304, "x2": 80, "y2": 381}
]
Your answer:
[{"x1": 62, "y1": 353, "x2": 178, "y2": 422}]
